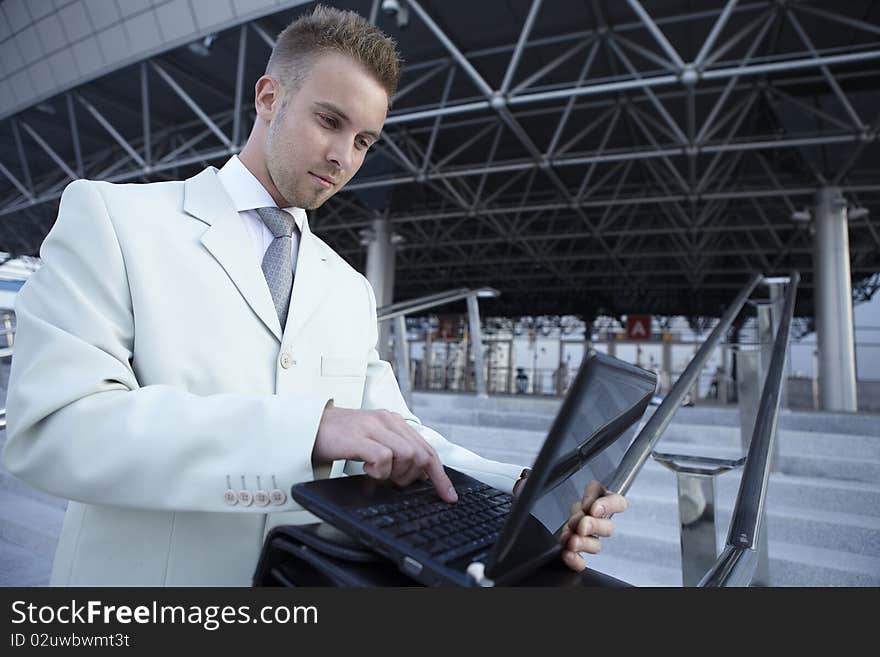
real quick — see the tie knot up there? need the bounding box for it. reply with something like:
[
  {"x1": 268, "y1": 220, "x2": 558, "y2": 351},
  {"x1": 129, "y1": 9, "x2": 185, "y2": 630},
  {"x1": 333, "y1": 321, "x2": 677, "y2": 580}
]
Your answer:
[{"x1": 256, "y1": 206, "x2": 295, "y2": 239}]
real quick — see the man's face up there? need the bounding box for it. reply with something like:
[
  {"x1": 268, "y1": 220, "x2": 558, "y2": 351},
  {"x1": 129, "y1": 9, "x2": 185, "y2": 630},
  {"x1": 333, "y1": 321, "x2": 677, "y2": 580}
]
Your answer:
[{"x1": 263, "y1": 52, "x2": 388, "y2": 209}]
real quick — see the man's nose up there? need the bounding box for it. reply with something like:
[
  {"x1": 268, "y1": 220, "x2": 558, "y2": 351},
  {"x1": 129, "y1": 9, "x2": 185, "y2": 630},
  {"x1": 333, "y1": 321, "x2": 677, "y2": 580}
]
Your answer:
[{"x1": 326, "y1": 138, "x2": 353, "y2": 172}]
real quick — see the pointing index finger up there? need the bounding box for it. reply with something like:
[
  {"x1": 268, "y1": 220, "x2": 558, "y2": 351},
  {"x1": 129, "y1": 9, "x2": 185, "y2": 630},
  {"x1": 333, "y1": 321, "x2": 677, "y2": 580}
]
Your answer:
[{"x1": 425, "y1": 458, "x2": 457, "y2": 503}]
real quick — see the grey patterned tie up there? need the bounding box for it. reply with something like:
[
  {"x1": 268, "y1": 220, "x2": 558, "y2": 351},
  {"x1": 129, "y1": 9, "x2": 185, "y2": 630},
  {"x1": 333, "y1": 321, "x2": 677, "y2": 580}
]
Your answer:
[{"x1": 255, "y1": 206, "x2": 300, "y2": 328}]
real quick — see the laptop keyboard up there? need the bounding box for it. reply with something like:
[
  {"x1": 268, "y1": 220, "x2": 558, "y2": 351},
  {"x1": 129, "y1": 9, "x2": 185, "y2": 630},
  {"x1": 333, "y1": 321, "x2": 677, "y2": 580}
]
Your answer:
[{"x1": 354, "y1": 482, "x2": 514, "y2": 565}]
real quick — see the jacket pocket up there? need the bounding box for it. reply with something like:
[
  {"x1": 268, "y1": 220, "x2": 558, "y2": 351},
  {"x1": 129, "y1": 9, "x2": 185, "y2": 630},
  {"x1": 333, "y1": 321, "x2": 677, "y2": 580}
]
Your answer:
[{"x1": 320, "y1": 354, "x2": 366, "y2": 378}]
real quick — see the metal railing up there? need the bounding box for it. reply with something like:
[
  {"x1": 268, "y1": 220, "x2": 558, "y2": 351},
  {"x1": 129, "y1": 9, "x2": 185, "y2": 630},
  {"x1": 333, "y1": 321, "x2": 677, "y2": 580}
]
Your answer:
[
  {"x1": 377, "y1": 287, "x2": 499, "y2": 403},
  {"x1": 377, "y1": 287, "x2": 498, "y2": 322},
  {"x1": 0, "y1": 311, "x2": 13, "y2": 429},
  {"x1": 700, "y1": 272, "x2": 799, "y2": 587},
  {"x1": 606, "y1": 273, "x2": 762, "y2": 496}
]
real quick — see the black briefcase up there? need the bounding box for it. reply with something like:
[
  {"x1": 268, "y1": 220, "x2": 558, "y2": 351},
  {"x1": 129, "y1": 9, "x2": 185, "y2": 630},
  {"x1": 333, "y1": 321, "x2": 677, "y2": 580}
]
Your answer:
[{"x1": 253, "y1": 523, "x2": 631, "y2": 588}]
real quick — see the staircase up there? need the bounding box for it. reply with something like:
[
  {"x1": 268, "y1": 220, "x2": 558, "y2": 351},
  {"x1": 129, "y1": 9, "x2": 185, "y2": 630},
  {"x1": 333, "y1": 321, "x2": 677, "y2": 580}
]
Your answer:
[{"x1": 411, "y1": 391, "x2": 880, "y2": 587}]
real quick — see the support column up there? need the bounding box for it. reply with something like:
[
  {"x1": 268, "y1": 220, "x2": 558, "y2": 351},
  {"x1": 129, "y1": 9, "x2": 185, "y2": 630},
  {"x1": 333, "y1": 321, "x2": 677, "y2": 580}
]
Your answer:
[
  {"x1": 466, "y1": 294, "x2": 487, "y2": 398},
  {"x1": 362, "y1": 218, "x2": 399, "y2": 362},
  {"x1": 814, "y1": 187, "x2": 858, "y2": 412},
  {"x1": 393, "y1": 315, "x2": 412, "y2": 408}
]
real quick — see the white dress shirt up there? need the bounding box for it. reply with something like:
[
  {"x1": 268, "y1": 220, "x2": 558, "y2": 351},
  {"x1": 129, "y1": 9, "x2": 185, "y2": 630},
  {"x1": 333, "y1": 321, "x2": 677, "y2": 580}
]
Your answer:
[{"x1": 216, "y1": 155, "x2": 306, "y2": 269}]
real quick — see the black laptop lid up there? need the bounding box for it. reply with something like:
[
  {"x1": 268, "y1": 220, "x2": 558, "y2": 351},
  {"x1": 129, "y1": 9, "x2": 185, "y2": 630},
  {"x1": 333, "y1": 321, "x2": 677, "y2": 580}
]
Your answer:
[{"x1": 485, "y1": 350, "x2": 657, "y2": 575}]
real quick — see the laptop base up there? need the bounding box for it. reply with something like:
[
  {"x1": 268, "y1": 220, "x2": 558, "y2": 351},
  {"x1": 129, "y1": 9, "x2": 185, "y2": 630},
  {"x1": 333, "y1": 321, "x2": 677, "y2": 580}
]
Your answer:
[{"x1": 254, "y1": 523, "x2": 633, "y2": 588}]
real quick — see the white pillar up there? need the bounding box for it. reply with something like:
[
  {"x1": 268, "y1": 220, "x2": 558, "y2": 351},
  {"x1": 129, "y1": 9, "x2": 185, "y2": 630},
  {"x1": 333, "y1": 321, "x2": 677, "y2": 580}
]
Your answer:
[
  {"x1": 814, "y1": 187, "x2": 858, "y2": 411},
  {"x1": 362, "y1": 218, "x2": 399, "y2": 362}
]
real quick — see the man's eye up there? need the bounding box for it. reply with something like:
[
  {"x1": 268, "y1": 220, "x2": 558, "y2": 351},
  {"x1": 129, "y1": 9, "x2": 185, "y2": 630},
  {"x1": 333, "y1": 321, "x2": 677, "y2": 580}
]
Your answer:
[
  {"x1": 319, "y1": 114, "x2": 337, "y2": 128},
  {"x1": 357, "y1": 138, "x2": 372, "y2": 150}
]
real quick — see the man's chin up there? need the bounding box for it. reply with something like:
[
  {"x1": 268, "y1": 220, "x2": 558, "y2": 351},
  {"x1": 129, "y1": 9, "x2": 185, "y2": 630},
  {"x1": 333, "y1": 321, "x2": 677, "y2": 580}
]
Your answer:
[
  {"x1": 279, "y1": 187, "x2": 330, "y2": 210},
  {"x1": 303, "y1": 190, "x2": 335, "y2": 210}
]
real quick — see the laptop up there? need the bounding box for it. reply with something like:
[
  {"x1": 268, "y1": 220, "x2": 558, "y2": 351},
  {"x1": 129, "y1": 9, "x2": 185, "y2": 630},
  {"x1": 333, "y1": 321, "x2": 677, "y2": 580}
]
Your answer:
[{"x1": 291, "y1": 350, "x2": 657, "y2": 587}]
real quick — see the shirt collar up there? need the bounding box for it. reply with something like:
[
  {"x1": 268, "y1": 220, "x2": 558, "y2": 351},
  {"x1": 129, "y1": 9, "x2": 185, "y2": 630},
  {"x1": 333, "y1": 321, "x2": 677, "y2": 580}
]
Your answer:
[{"x1": 216, "y1": 155, "x2": 305, "y2": 230}]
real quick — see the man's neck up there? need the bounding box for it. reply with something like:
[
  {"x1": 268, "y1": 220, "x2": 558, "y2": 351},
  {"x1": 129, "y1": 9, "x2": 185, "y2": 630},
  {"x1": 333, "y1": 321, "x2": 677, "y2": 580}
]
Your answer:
[{"x1": 237, "y1": 145, "x2": 287, "y2": 208}]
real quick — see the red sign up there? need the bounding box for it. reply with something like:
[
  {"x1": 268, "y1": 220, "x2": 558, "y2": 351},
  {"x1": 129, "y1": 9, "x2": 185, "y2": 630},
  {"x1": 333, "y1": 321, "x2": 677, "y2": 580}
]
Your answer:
[
  {"x1": 626, "y1": 315, "x2": 652, "y2": 340},
  {"x1": 437, "y1": 318, "x2": 457, "y2": 340}
]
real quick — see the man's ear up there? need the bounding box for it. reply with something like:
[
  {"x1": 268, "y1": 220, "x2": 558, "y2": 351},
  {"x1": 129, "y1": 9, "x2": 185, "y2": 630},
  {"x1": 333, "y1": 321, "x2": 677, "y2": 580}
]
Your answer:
[{"x1": 254, "y1": 75, "x2": 283, "y2": 121}]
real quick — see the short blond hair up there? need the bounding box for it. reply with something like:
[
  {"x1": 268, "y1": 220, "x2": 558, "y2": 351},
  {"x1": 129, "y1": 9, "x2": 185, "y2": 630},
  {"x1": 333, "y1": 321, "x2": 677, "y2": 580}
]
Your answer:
[{"x1": 266, "y1": 5, "x2": 402, "y2": 103}]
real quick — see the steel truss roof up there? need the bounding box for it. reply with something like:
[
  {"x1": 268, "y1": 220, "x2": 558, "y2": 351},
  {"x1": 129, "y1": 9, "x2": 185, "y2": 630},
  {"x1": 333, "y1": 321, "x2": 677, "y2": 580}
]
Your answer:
[{"x1": 1, "y1": 0, "x2": 879, "y2": 320}]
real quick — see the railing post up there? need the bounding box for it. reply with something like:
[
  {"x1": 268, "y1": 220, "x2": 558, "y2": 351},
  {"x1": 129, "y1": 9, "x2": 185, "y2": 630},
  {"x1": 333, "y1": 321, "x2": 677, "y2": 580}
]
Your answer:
[
  {"x1": 653, "y1": 453, "x2": 745, "y2": 587},
  {"x1": 424, "y1": 323, "x2": 434, "y2": 391},
  {"x1": 677, "y1": 473, "x2": 718, "y2": 587},
  {"x1": 661, "y1": 332, "x2": 673, "y2": 394},
  {"x1": 393, "y1": 314, "x2": 412, "y2": 408},
  {"x1": 3, "y1": 312, "x2": 13, "y2": 347},
  {"x1": 466, "y1": 294, "x2": 487, "y2": 398},
  {"x1": 756, "y1": 301, "x2": 782, "y2": 472},
  {"x1": 735, "y1": 347, "x2": 771, "y2": 586}
]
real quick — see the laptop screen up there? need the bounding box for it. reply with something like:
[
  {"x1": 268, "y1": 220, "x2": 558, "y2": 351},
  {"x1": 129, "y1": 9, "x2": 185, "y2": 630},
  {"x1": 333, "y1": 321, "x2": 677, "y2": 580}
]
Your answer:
[
  {"x1": 530, "y1": 361, "x2": 656, "y2": 535},
  {"x1": 486, "y1": 350, "x2": 656, "y2": 570}
]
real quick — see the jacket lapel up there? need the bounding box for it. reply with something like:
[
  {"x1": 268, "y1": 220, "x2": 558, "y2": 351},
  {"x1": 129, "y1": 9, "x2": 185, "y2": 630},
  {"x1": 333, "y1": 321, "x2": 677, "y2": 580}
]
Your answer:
[
  {"x1": 283, "y1": 214, "x2": 330, "y2": 342},
  {"x1": 183, "y1": 167, "x2": 282, "y2": 342}
]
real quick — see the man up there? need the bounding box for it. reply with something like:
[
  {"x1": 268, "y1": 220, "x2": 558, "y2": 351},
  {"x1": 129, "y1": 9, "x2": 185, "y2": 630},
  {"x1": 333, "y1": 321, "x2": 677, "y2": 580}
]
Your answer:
[{"x1": 2, "y1": 6, "x2": 625, "y2": 586}]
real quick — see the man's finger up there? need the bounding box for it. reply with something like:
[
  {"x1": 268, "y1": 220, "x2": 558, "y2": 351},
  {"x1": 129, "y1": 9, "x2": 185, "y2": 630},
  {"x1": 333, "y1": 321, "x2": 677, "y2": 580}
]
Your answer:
[
  {"x1": 577, "y1": 515, "x2": 614, "y2": 538},
  {"x1": 561, "y1": 550, "x2": 585, "y2": 572},
  {"x1": 568, "y1": 534, "x2": 602, "y2": 554},
  {"x1": 369, "y1": 426, "x2": 418, "y2": 482},
  {"x1": 580, "y1": 479, "x2": 606, "y2": 510},
  {"x1": 423, "y1": 457, "x2": 457, "y2": 503},
  {"x1": 384, "y1": 417, "x2": 439, "y2": 488},
  {"x1": 559, "y1": 526, "x2": 572, "y2": 546},
  {"x1": 395, "y1": 450, "x2": 431, "y2": 487},
  {"x1": 590, "y1": 493, "x2": 627, "y2": 518},
  {"x1": 385, "y1": 412, "x2": 456, "y2": 503},
  {"x1": 359, "y1": 440, "x2": 394, "y2": 480}
]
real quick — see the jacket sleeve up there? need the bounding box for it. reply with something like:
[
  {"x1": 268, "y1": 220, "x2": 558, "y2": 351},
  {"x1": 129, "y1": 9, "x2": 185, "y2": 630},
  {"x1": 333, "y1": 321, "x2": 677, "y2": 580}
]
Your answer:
[
  {"x1": 1, "y1": 179, "x2": 331, "y2": 513},
  {"x1": 346, "y1": 276, "x2": 525, "y2": 494}
]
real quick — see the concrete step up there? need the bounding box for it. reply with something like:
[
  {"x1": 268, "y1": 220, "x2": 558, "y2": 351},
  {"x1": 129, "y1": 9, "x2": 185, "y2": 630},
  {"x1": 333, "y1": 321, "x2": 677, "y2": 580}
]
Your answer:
[
  {"x1": 417, "y1": 407, "x2": 880, "y2": 458},
  {"x1": 630, "y1": 466, "x2": 880, "y2": 519},
  {"x1": 425, "y1": 409, "x2": 880, "y2": 462},
  {"x1": 621, "y1": 490, "x2": 880, "y2": 558},
  {"x1": 454, "y1": 439, "x2": 880, "y2": 523},
  {"x1": 433, "y1": 420, "x2": 880, "y2": 485},
  {"x1": 657, "y1": 423, "x2": 880, "y2": 460},
  {"x1": 581, "y1": 553, "x2": 681, "y2": 587},
  {"x1": 655, "y1": 440, "x2": 880, "y2": 484},
  {"x1": 412, "y1": 392, "x2": 880, "y2": 436},
  {"x1": 606, "y1": 517, "x2": 880, "y2": 586},
  {"x1": 0, "y1": 494, "x2": 65, "y2": 561}
]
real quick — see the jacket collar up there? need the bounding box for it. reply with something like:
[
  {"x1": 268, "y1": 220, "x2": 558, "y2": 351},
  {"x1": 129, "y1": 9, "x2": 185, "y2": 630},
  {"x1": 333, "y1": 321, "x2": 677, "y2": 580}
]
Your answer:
[{"x1": 183, "y1": 167, "x2": 330, "y2": 343}]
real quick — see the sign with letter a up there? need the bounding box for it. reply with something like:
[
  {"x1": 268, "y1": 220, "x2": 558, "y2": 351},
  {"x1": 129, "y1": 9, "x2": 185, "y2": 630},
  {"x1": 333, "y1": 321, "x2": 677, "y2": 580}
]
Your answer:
[{"x1": 626, "y1": 315, "x2": 652, "y2": 340}]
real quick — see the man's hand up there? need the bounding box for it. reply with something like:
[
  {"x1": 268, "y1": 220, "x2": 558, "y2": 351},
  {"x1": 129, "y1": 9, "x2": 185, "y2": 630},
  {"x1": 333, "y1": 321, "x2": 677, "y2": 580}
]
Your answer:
[
  {"x1": 313, "y1": 402, "x2": 458, "y2": 503},
  {"x1": 558, "y1": 480, "x2": 627, "y2": 572}
]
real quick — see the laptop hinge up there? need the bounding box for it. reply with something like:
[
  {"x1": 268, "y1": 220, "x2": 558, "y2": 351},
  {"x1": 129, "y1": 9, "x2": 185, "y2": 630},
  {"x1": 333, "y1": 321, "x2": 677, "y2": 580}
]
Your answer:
[{"x1": 466, "y1": 562, "x2": 495, "y2": 587}]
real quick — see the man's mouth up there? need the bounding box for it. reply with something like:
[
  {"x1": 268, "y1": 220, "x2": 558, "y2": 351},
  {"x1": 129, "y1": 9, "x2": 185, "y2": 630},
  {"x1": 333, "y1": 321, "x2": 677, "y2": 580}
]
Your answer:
[{"x1": 308, "y1": 172, "x2": 336, "y2": 189}]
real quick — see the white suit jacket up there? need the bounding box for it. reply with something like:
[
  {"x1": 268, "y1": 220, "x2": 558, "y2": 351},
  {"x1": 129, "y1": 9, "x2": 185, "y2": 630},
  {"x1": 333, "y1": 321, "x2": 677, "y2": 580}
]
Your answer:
[{"x1": 1, "y1": 167, "x2": 523, "y2": 586}]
